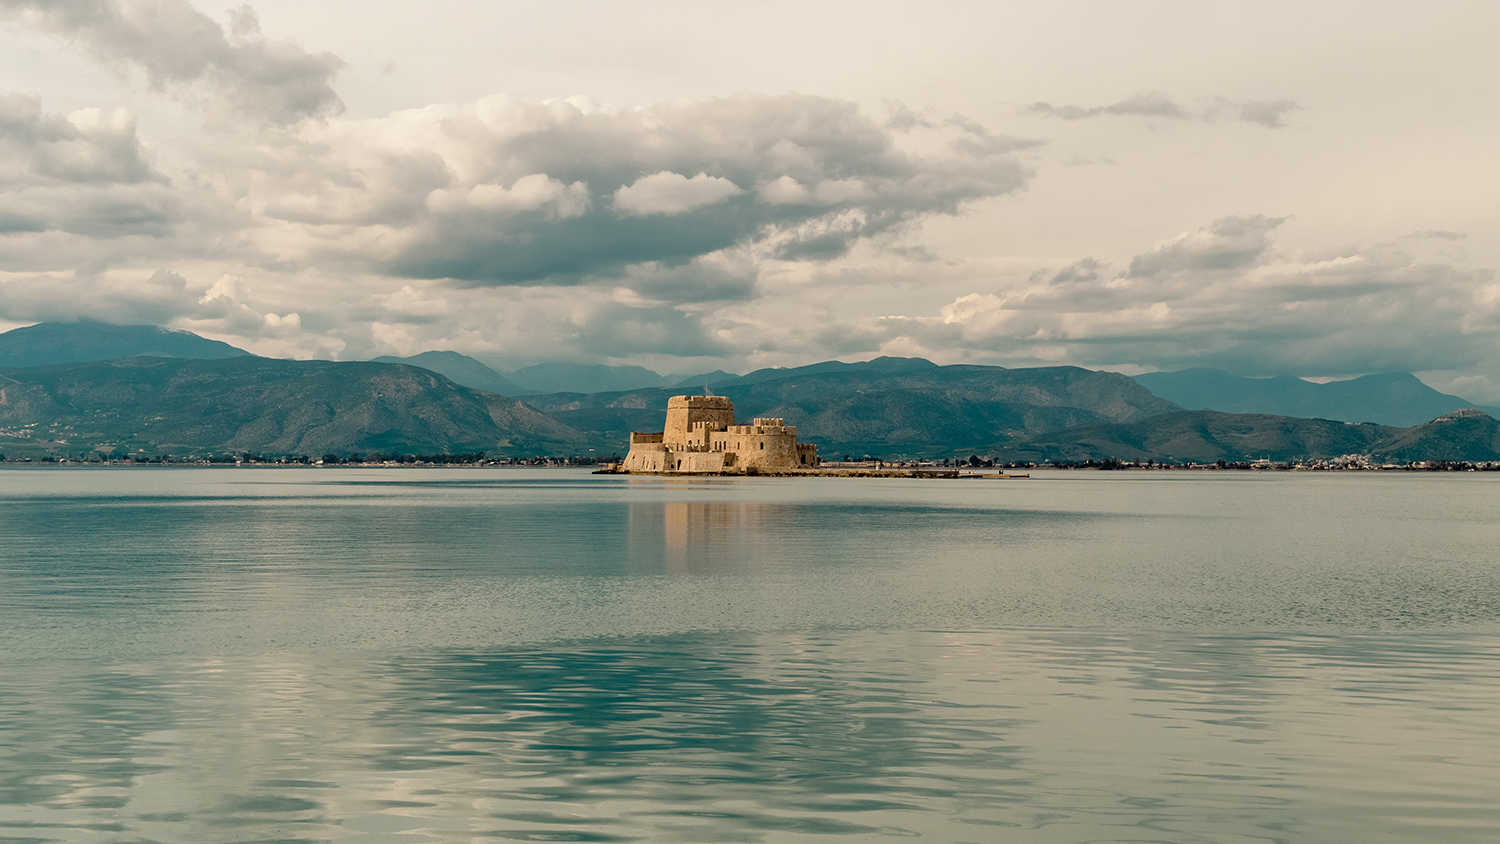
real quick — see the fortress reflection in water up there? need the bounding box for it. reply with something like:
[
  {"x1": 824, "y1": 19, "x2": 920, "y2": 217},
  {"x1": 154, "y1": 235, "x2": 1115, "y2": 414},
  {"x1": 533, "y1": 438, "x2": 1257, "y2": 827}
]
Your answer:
[{"x1": 630, "y1": 499, "x2": 796, "y2": 575}]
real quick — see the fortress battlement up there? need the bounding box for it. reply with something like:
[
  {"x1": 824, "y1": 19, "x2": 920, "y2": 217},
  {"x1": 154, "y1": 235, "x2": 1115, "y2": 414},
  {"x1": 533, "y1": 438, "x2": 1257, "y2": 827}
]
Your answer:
[{"x1": 617, "y1": 396, "x2": 818, "y2": 474}]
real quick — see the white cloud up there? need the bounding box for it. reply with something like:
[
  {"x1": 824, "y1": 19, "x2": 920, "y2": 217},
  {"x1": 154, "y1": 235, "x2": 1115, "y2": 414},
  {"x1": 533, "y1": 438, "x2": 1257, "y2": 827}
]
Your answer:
[
  {"x1": 0, "y1": 92, "x2": 177, "y2": 243},
  {"x1": 878, "y1": 217, "x2": 1499, "y2": 379},
  {"x1": 758, "y1": 175, "x2": 810, "y2": 205},
  {"x1": 814, "y1": 178, "x2": 873, "y2": 204},
  {"x1": 0, "y1": 2, "x2": 1491, "y2": 399},
  {"x1": 427, "y1": 175, "x2": 590, "y2": 219},
  {"x1": 0, "y1": 0, "x2": 344, "y2": 123},
  {"x1": 223, "y1": 92, "x2": 1029, "y2": 287},
  {"x1": 757, "y1": 176, "x2": 873, "y2": 206},
  {"x1": 612, "y1": 171, "x2": 743, "y2": 216}
]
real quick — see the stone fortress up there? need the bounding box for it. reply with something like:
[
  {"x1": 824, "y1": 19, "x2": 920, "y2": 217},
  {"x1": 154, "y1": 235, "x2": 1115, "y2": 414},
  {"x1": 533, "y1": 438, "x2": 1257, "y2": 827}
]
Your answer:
[{"x1": 617, "y1": 395, "x2": 819, "y2": 474}]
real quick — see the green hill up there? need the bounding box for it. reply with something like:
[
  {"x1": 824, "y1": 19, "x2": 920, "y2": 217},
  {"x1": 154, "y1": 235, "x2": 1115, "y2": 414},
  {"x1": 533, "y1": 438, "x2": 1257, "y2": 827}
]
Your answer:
[
  {"x1": 528, "y1": 358, "x2": 1180, "y2": 457},
  {"x1": 1002, "y1": 411, "x2": 1393, "y2": 463},
  {"x1": 3, "y1": 347, "x2": 1494, "y2": 464},
  {"x1": 1372, "y1": 409, "x2": 1500, "y2": 463},
  {"x1": 0, "y1": 357, "x2": 587, "y2": 458},
  {"x1": 371, "y1": 350, "x2": 524, "y2": 396},
  {"x1": 0, "y1": 321, "x2": 251, "y2": 368},
  {"x1": 999, "y1": 408, "x2": 1500, "y2": 464}
]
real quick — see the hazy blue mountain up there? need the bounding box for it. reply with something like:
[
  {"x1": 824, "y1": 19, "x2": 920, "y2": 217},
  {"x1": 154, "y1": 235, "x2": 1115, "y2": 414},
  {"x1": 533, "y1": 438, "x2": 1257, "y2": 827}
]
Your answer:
[
  {"x1": 3, "y1": 350, "x2": 1495, "y2": 463},
  {"x1": 505, "y1": 362, "x2": 672, "y2": 395},
  {"x1": 668, "y1": 370, "x2": 740, "y2": 389},
  {"x1": 371, "y1": 351, "x2": 523, "y2": 396},
  {"x1": 998, "y1": 407, "x2": 1500, "y2": 464},
  {"x1": 0, "y1": 321, "x2": 251, "y2": 368},
  {"x1": 1002, "y1": 411, "x2": 1393, "y2": 463},
  {"x1": 1133, "y1": 368, "x2": 1500, "y2": 427},
  {"x1": 527, "y1": 359, "x2": 1180, "y2": 456},
  {"x1": 0, "y1": 357, "x2": 587, "y2": 457},
  {"x1": 720, "y1": 356, "x2": 942, "y2": 388}
]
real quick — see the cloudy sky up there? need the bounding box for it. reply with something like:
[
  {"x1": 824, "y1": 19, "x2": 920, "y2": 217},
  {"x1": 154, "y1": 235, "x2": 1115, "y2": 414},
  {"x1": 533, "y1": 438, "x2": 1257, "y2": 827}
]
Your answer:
[{"x1": 1, "y1": 1, "x2": 1496, "y2": 397}]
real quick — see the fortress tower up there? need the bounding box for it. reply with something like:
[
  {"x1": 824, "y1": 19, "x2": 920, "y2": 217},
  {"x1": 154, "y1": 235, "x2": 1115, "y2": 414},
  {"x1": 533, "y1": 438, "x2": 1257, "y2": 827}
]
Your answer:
[
  {"x1": 618, "y1": 395, "x2": 817, "y2": 474},
  {"x1": 663, "y1": 396, "x2": 735, "y2": 443}
]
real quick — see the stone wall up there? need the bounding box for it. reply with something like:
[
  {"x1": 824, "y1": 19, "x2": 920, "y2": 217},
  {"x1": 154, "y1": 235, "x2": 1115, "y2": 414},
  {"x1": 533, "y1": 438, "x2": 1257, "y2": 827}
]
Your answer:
[
  {"x1": 711, "y1": 422, "x2": 812, "y2": 470},
  {"x1": 621, "y1": 395, "x2": 817, "y2": 474},
  {"x1": 663, "y1": 396, "x2": 735, "y2": 443}
]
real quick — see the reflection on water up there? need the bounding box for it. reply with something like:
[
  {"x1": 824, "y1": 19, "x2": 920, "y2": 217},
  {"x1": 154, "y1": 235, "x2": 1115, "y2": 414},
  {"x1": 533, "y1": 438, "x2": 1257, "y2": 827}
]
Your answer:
[
  {"x1": 4, "y1": 630, "x2": 1500, "y2": 842},
  {"x1": 648, "y1": 500, "x2": 800, "y2": 575},
  {"x1": 2, "y1": 468, "x2": 1500, "y2": 842}
]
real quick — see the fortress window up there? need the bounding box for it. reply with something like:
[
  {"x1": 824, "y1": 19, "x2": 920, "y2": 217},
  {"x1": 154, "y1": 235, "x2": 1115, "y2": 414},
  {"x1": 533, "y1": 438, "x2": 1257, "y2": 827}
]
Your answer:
[{"x1": 760, "y1": 442, "x2": 764, "y2": 450}]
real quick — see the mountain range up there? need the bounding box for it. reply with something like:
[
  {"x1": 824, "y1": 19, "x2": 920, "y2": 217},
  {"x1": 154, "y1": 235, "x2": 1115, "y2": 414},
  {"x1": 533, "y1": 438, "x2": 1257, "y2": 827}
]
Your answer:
[
  {"x1": 371, "y1": 351, "x2": 526, "y2": 396},
  {"x1": 1133, "y1": 368, "x2": 1500, "y2": 427},
  {"x1": 0, "y1": 357, "x2": 583, "y2": 457},
  {"x1": 524, "y1": 357, "x2": 1181, "y2": 457},
  {"x1": 0, "y1": 320, "x2": 251, "y2": 368},
  {"x1": 999, "y1": 408, "x2": 1500, "y2": 465},
  {"x1": 1, "y1": 321, "x2": 1498, "y2": 463},
  {"x1": 377, "y1": 352, "x2": 732, "y2": 395},
  {"x1": 505, "y1": 362, "x2": 679, "y2": 395}
]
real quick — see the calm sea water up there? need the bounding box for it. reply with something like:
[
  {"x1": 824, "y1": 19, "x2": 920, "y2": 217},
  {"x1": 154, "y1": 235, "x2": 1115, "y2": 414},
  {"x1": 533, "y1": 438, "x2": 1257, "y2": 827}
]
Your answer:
[{"x1": 1, "y1": 468, "x2": 1498, "y2": 843}]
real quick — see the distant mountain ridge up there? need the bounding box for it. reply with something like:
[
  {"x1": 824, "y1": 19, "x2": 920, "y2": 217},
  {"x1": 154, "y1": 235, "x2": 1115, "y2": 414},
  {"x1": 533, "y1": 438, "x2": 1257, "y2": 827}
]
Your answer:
[
  {"x1": 670, "y1": 370, "x2": 739, "y2": 389},
  {"x1": 0, "y1": 357, "x2": 585, "y2": 456},
  {"x1": 371, "y1": 351, "x2": 524, "y2": 396},
  {"x1": 1133, "y1": 368, "x2": 1500, "y2": 427},
  {"x1": 998, "y1": 407, "x2": 1500, "y2": 464},
  {"x1": 0, "y1": 321, "x2": 251, "y2": 368},
  {"x1": 525, "y1": 357, "x2": 1181, "y2": 456},
  {"x1": 503, "y1": 362, "x2": 676, "y2": 395},
  {"x1": 2, "y1": 324, "x2": 1497, "y2": 463},
  {"x1": 1005, "y1": 411, "x2": 1392, "y2": 463}
]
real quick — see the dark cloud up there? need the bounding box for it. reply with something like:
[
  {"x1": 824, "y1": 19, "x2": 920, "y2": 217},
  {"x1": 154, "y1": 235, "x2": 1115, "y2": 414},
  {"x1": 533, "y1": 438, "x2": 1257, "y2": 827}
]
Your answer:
[
  {"x1": 894, "y1": 217, "x2": 1499, "y2": 380},
  {"x1": 23, "y1": 186, "x2": 177, "y2": 236},
  {"x1": 0, "y1": 212, "x2": 46, "y2": 234},
  {"x1": 620, "y1": 259, "x2": 758, "y2": 305},
  {"x1": 551, "y1": 299, "x2": 734, "y2": 360},
  {"x1": 0, "y1": 267, "x2": 190, "y2": 324},
  {"x1": 1027, "y1": 257, "x2": 1104, "y2": 288},
  {"x1": 1027, "y1": 92, "x2": 1300, "y2": 128},
  {"x1": 255, "y1": 93, "x2": 1030, "y2": 290},
  {"x1": 0, "y1": 0, "x2": 344, "y2": 123},
  {"x1": 1126, "y1": 214, "x2": 1285, "y2": 277},
  {"x1": 0, "y1": 92, "x2": 159, "y2": 185},
  {"x1": 0, "y1": 93, "x2": 177, "y2": 243}
]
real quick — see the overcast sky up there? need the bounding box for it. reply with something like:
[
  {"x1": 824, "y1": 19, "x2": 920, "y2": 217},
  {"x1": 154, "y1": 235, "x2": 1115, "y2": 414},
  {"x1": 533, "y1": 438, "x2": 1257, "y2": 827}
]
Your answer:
[{"x1": 1, "y1": 0, "x2": 1497, "y2": 397}]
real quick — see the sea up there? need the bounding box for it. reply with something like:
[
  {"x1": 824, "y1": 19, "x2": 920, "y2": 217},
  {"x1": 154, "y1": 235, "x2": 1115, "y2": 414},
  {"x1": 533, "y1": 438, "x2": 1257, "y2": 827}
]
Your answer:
[{"x1": 1, "y1": 467, "x2": 1497, "y2": 843}]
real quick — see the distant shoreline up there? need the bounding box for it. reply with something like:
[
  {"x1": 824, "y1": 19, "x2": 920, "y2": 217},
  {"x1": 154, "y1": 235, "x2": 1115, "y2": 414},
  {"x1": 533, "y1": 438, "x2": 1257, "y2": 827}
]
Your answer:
[{"x1": 2, "y1": 461, "x2": 1496, "y2": 474}]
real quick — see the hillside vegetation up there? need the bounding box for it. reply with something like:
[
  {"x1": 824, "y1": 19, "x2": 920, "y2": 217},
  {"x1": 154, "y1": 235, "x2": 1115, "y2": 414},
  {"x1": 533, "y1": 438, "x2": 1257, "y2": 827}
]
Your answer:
[
  {"x1": 371, "y1": 351, "x2": 525, "y2": 396},
  {"x1": 1000, "y1": 408, "x2": 1500, "y2": 464},
  {"x1": 528, "y1": 357, "x2": 1180, "y2": 456},
  {"x1": 0, "y1": 357, "x2": 586, "y2": 457},
  {"x1": 0, "y1": 324, "x2": 1495, "y2": 463},
  {"x1": 0, "y1": 321, "x2": 251, "y2": 368}
]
